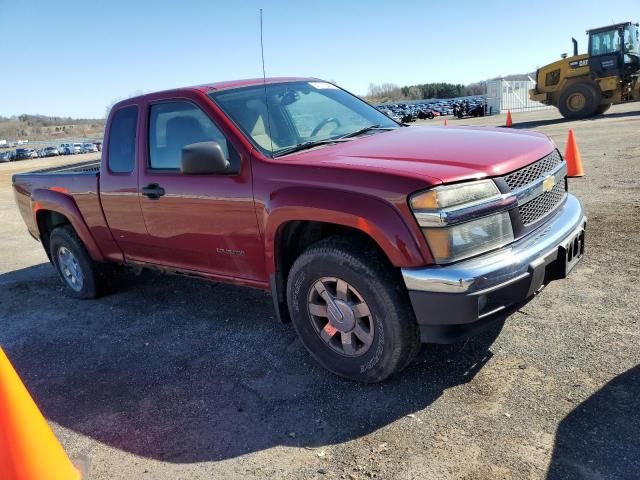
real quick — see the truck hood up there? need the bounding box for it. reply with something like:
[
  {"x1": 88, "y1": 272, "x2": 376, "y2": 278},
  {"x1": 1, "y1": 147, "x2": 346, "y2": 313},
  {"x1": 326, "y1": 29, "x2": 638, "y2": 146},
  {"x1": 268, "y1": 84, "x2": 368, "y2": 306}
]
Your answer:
[{"x1": 283, "y1": 126, "x2": 555, "y2": 185}]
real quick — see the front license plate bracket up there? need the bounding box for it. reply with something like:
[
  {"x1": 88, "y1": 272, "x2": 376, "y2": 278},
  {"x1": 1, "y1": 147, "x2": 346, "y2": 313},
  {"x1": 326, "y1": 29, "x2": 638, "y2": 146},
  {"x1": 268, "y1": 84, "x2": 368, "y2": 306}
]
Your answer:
[{"x1": 558, "y1": 228, "x2": 585, "y2": 276}]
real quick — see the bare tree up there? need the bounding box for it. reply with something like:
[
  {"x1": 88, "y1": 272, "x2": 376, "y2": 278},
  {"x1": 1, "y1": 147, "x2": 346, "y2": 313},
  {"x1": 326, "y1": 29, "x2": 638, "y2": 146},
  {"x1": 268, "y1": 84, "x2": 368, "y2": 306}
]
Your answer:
[
  {"x1": 104, "y1": 90, "x2": 144, "y2": 118},
  {"x1": 365, "y1": 83, "x2": 405, "y2": 103},
  {"x1": 464, "y1": 82, "x2": 486, "y2": 96},
  {"x1": 406, "y1": 86, "x2": 422, "y2": 100}
]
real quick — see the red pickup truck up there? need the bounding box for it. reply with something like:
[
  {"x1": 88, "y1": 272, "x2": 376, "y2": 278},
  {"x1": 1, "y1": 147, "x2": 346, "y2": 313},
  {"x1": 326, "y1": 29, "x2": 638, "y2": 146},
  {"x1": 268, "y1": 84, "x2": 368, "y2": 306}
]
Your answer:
[{"x1": 13, "y1": 78, "x2": 586, "y2": 382}]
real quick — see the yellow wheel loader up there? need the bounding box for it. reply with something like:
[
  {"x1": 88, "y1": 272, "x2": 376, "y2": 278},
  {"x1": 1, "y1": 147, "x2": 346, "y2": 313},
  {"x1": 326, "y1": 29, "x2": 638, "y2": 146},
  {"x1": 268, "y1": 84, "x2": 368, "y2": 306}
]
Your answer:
[{"x1": 530, "y1": 22, "x2": 640, "y2": 119}]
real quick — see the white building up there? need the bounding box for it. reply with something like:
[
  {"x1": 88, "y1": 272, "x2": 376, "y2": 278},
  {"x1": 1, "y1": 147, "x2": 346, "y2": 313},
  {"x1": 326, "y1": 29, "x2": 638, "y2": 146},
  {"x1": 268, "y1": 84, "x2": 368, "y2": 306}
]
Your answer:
[{"x1": 485, "y1": 79, "x2": 552, "y2": 114}]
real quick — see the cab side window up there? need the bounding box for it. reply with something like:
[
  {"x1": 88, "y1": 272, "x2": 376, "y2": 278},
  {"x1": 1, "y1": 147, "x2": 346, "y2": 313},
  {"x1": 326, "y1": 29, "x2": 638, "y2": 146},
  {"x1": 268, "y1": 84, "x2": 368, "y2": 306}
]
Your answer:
[
  {"x1": 108, "y1": 106, "x2": 138, "y2": 173},
  {"x1": 148, "y1": 101, "x2": 237, "y2": 172}
]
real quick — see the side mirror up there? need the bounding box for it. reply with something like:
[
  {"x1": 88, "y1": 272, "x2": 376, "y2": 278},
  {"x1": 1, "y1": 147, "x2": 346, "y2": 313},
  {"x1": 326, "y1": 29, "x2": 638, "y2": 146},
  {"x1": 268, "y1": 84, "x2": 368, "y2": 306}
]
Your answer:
[{"x1": 180, "y1": 141, "x2": 230, "y2": 174}]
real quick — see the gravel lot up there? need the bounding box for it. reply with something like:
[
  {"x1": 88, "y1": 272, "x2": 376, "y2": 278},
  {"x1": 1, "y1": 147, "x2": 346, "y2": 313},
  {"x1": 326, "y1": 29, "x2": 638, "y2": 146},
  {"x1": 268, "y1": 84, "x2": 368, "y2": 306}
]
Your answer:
[{"x1": 1, "y1": 105, "x2": 639, "y2": 480}]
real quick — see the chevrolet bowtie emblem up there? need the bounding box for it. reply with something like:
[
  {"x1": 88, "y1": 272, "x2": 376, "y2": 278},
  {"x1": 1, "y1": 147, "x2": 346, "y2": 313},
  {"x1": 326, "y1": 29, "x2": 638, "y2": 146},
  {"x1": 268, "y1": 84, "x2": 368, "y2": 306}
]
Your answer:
[{"x1": 542, "y1": 175, "x2": 556, "y2": 192}]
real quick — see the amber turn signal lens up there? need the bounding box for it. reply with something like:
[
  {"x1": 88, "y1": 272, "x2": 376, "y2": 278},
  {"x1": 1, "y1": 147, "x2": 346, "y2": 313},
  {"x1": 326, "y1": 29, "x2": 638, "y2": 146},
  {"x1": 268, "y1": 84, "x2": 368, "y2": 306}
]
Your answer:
[
  {"x1": 410, "y1": 190, "x2": 438, "y2": 210},
  {"x1": 422, "y1": 228, "x2": 451, "y2": 261}
]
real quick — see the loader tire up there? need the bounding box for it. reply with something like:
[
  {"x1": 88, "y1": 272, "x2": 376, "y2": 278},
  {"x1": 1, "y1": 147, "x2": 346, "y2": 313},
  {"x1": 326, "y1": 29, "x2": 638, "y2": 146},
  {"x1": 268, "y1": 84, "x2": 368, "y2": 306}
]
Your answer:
[
  {"x1": 595, "y1": 103, "x2": 612, "y2": 115},
  {"x1": 558, "y1": 83, "x2": 600, "y2": 119}
]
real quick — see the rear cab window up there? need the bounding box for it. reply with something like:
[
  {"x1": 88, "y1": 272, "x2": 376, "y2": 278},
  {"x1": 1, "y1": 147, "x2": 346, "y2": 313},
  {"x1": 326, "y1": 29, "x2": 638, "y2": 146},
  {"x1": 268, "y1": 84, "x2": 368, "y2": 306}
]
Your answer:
[{"x1": 108, "y1": 106, "x2": 138, "y2": 173}]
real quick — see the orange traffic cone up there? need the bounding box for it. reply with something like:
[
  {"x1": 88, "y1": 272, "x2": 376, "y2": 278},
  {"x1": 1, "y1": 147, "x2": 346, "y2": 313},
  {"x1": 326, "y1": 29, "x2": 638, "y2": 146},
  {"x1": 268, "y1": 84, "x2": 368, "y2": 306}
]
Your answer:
[
  {"x1": 0, "y1": 348, "x2": 82, "y2": 480},
  {"x1": 505, "y1": 110, "x2": 513, "y2": 127},
  {"x1": 564, "y1": 129, "x2": 584, "y2": 177},
  {"x1": 444, "y1": 119, "x2": 448, "y2": 127}
]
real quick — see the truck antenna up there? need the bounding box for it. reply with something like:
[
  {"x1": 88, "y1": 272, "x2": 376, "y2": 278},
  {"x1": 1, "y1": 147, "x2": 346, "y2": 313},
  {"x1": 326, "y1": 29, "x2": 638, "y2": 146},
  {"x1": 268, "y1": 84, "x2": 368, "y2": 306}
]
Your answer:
[{"x1": 260, "y1": 9, "x2": 274, "y2": 154}]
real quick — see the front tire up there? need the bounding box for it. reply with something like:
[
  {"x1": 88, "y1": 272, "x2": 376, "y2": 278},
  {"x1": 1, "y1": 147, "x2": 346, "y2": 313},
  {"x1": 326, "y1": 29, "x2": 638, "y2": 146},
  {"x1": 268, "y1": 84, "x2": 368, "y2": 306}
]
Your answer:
[
  {"x1": 595, "y1": 103, "x2": 612, "y2": 115},
  {"x1": 558, "y1": 82, "x2": 600, "y2": 119},
  {"x1": 286, "y1": 237, "x2": 420, "y2": 383},
  {"x1": 49, "y1": 225, "x2": 113, "y2": 299}
]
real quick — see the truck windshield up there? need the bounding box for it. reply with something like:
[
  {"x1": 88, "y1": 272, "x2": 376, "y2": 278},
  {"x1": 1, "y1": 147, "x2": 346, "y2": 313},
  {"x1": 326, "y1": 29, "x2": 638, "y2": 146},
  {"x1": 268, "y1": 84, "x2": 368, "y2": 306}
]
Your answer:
[{"x1": 210, "y1": 81, "x2": 398, "y2": 156}]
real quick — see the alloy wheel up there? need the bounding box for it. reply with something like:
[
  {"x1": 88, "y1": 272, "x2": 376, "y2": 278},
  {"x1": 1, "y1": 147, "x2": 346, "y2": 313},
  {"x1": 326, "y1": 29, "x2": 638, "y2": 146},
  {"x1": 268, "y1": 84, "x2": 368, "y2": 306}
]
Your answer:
[
  {"x1": 57, "y1": 246, "x2": 84, "y2": 292},
  {"x1": 307, "y1": 277, "x2": 375, "y2": 357}
]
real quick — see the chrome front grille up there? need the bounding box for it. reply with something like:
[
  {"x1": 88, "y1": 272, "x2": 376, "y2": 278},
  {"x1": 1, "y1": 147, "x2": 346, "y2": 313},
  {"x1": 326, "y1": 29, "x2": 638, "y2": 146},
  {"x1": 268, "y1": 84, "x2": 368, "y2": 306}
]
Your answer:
[
  {"x1": 519, "y1": 182, "x2": 566, "y2": 225},
  {"x1": 500, "y1": 149, "x2": 567, "y2": 228},
  {"x1": 503, "y1": 150, "x2": 563, "y2": 191}
]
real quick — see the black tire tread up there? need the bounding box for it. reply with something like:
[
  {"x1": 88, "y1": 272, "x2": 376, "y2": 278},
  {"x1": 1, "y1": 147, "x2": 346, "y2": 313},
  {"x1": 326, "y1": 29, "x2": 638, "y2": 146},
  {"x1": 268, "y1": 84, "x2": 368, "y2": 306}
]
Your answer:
[
  {"x1": 49, "y1": 225, "x2": 113, "y2": 299},
  {"x1": 595, "y1": 103, "x2": 612, "y2": 115},
  {"x1": 558, "y1": 82, "x2": 600, "y2": 119},
  {"x1": 287, "y1": 235, "x2": 420, "y2": 382}
]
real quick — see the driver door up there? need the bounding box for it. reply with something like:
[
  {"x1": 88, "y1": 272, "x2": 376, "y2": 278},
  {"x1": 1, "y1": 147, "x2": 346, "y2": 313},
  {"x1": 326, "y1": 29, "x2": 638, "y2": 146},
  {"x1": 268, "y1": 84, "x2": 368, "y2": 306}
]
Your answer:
[{"x1": 137, "y1": 98, "x2": 265, "y2": 282}]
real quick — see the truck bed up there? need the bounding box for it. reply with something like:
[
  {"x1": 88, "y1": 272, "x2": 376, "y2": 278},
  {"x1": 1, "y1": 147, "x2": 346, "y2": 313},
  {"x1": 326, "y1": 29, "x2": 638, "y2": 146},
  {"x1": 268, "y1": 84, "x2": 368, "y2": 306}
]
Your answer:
[
  {"x1": 12, "y1": 160, "x2": 103, "y2": 246},
  {"x1": 25, "y1": 159, "x2": 101, "y2": 175}
]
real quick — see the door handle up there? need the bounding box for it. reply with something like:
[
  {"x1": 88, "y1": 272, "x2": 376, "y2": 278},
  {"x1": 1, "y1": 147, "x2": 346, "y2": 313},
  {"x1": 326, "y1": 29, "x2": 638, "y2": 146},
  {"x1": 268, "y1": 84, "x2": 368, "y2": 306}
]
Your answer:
[{"x1": 141, "y1": 183, "x2": 165, "y2": 200}]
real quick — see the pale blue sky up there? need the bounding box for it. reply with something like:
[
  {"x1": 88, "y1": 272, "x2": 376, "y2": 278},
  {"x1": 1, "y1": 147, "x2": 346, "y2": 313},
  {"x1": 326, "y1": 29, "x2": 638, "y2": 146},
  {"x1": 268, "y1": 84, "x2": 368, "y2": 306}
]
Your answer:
[{"x1": 1, "y1": 0, "x2": 638, "y2": 118}]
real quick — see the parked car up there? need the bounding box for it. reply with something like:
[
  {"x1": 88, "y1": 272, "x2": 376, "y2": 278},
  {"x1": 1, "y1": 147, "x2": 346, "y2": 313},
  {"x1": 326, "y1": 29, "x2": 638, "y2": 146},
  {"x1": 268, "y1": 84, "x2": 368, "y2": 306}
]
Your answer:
[
  {"x1": 41, "y1": 146, "x2": 60, "y2": 157},
  {"x1": 456, "y1": 101, "x2": 485, "y2": 118},
  {"x1": 82, "y1": 143, "x2": 98, "y2": 153},
  {"x1": 93, "y1": 141, "x2": 102, "y2": 151},
  {"x1": 14, "y1": 148, "x2": 37, "y2": 160},
  {"x1": 59, "y1": 143, "x2": 74, "y2": 155},
  {"x1": 417, "y1": 109, "x2": 434, "y2": 120},
  {"x1": 12, "y1": 78, "x2": 586, "y2": 383},
  {"x1": 15, "y1": 148, "x2": 27, "y2": 160},
  {"x1": 375, "y1": 96, "x2": 487, "y2": 122},
  {"x1": 72, "y1": 143, "x2": 83, "y2": 154},
  {"x1": 0, "y1": 151, "x2": 12, "y2": 162}
]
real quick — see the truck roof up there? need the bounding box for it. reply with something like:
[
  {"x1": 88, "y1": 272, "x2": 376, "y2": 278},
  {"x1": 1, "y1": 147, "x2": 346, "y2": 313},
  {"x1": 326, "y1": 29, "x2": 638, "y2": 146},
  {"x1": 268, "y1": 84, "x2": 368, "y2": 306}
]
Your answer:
[
  {"x1": 119, "y1": 77, "x2": 319, "y2": 106},
  {"x1": 195, "y1": 77, "x2": 318, "y2": 92},
  {"x1": 586, "y1": 22, "x2": 638, "y2": 34}
]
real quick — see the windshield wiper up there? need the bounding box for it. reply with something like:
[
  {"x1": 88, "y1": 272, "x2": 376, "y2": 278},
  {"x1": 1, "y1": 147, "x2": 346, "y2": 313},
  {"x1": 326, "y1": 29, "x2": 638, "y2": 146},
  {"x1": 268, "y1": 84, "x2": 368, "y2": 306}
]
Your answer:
[
  {"x1": 339, "y1": 124, "x2": 396, "y2": 139},
  {"x1": 272, "y1": 138, "x2": 350, "y2": 157},
  {"x1": 272, "y1": 125, "x2": 396, "y2": 157}
]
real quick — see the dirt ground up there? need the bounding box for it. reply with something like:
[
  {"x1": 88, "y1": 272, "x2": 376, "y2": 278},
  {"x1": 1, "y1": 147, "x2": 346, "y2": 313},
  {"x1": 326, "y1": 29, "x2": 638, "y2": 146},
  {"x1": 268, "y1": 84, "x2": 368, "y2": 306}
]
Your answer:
[{"x1": 0, "y1": 105, "x2": 639, "y2": 480}]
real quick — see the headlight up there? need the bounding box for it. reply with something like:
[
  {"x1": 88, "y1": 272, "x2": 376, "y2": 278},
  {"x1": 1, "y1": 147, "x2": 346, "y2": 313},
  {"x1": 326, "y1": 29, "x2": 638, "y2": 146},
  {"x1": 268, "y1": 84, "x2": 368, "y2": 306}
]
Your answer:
[
  {"x1": 422, "y1": 212, "x2": 514, "y2": 263},
  {"x1": 410, "y1": 179, "x2": 500, "y2": 211},
  {"x1": 409, "y1": 180, "x2": 515, "y2": 264}
]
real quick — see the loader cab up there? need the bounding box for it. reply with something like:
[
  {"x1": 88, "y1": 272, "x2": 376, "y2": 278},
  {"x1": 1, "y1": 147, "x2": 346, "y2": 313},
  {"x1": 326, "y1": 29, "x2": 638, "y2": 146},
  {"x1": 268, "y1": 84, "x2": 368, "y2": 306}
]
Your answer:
[{"x1": 588, "y1": 22, "x2": 640, "y2": 77}]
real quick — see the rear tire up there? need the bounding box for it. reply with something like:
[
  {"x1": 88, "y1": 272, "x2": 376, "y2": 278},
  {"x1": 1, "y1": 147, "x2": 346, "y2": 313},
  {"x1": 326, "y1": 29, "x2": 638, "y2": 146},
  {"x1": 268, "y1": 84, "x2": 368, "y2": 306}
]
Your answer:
[
  {"x1": 595, "y1": 103, "x2": 612, "y2": 115},
  {"x1": 558, "y1": 82, "x2": 600, "y2": 119},
  {"x1": 49, "y1": 225, "x2": 113, "y2": 299},
  {"x1": 286, "y1": 236, "x2": 420, "y2": 383}
]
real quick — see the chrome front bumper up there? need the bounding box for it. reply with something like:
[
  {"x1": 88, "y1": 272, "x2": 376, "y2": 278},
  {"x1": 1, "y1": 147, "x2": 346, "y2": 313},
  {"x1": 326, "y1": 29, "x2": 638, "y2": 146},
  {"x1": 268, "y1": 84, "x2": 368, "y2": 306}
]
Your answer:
[{"x1": 402, "y1": 193, "x2": 586, "y2": 342}]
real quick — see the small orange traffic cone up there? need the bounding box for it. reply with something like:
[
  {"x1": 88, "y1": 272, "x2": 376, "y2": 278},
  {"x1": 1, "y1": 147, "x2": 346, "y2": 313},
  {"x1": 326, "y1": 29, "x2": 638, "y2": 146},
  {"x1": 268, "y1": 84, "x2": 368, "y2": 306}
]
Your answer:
[
  {"x1": 444, "y1": 119, "x2": 448, "y2": 127},
  {"x1": 505, "y1": 110, "x2": 513, "y2": 127},
  {"x1": 564, "y1": 129, "x2": 584, "y2": 177},
  {"x1": 0, "y1": 348, "x2": 82, "y2": 480}
]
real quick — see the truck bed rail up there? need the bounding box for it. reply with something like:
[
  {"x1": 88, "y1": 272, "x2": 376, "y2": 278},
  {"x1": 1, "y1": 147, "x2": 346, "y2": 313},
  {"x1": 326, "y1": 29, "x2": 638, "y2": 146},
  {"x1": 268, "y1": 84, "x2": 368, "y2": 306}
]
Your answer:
[{"x1": 28, "y1": 160, "x2": 100, "y2": 175}]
